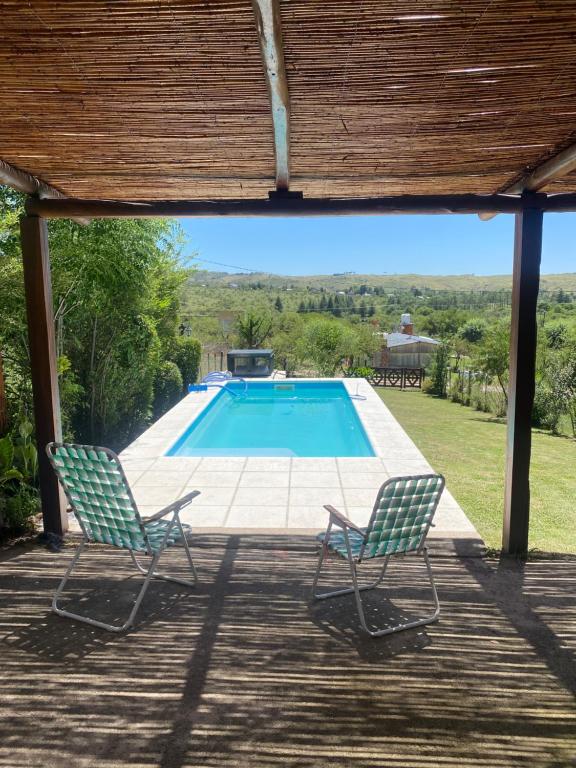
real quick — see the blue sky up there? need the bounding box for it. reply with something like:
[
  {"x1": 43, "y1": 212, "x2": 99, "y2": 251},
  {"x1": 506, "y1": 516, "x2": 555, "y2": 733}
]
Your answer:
[{"x1": 179, "y1": 212, "x2": 576, "y2": 276}]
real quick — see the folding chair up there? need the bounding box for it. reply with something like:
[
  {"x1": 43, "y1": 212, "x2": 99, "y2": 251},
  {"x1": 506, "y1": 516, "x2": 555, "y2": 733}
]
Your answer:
[
  {"x1": 46, "y1": 442, "x2": 200, "y2": 632},
  {"x1": 312, "y1": 474, "x2": 445, "y2": 637}
]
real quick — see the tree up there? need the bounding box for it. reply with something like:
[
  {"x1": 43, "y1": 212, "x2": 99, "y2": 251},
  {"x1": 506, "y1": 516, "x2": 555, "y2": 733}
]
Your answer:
[
  {"x1": 0, "y1": 349, "x2": 7, "y2": 435},
  {"x1": 270, "y1": 313, "x2": 304, "y2": 376},
  {"x1": 153, "y1": 361, "x2": 183, "y2": 418},
  {"x1": 299, "y1": 319, "x2": 358, "y2": 376},
  {"x1": 0, "y1": 189, "x2": 190, "y2": 449},
  {"x1": 47, "y1": 217, "x2": 188, "y2": 446},
  {"x1": 428, "y1": 344, "x2": 450, "y2": 397},
  {"x1": 545, "y1": 322, "x2": 568, "y2": 350},
  {"x1": 420, "y1": 309, "x2": 469, "y2": 338},
  {"x1": 274, "y1": 296, "x2": 283, "y2": 312},
  {"x1": 549, "y1": 353, "x2": 576, "y2": 436},
  {"x1": 474, "y1": 322, "x2": 510, "y2": 404},
  {"x1": 235, "y1": 310, "x2": 273, "y2": 348},
  {"x1": 172, "y1": 337, "x2": 202, "y2": 390},
  {"x1": 459, "y1": 319, "x2": 486, "y2": 344}
]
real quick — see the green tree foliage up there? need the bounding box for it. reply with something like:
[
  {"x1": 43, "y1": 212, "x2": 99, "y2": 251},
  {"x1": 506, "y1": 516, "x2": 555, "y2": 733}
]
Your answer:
[
  {"x1": 270, "y1": 313, "x2": 304, "y2": 376},
  {"x1": 235, "y1": 310, "x2": 273, "y2": 348},
  {"x1": 47, "y1": 218, "x2": 188, "y2": 445},
  {"x1": 545, "y1": 322, "x2": 568, "y2": 350},
  {"x1": 0, "y1": 188, "x2": 194, "y2": 451},
  {"x1": 459, "y1": 319, "x2": 486, "y2": 344},
  {"x1": 172, "y1": 336, "x2": 202, "y2": 390},
  {"x1": 274, "y1": 296, "x2": 283, "y2": 312},
  {"x1": 420, "y1": 309, "x2": 469, "y2": 339},
  {"x1": 474, "y1": 322, "x2": 510, "y2": 404},
  {"x1": 299, "y1": 319, "x2": 358, "y2": 376},
  {"x1": 427, "y1": 344, "x2": 451, "y2": 397},
  {"x1": 549, "y1": 353, "x2": 576, "y2": 436},
  {"x1": 153, "y1": 361, "x2": 183, "y2": 418}
]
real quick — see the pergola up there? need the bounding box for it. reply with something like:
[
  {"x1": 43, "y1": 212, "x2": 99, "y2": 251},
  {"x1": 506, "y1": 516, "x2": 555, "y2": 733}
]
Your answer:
[{"x1": 2, "y1": 0, "x2": 576, "y2": 555}]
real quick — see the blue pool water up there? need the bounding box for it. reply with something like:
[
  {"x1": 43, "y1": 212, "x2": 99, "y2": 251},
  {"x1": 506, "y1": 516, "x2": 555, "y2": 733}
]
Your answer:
[{"x1": 166, "y1": 381, "x2": 375, "y2": 457}]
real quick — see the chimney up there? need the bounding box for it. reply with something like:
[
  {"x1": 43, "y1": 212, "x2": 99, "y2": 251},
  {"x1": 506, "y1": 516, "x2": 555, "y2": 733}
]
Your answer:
[{"x1": 400, "y1": 313, "x2": 413, "y2": 335}]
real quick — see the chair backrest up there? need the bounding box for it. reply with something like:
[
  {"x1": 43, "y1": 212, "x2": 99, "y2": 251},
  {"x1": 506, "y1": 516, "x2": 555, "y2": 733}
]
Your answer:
[
  {"x1": 46, "y1": 443, "x2": 147, "y2": 551},
  {"x1": 359, "y1": 474, "x2": 445, "y2": 560}
]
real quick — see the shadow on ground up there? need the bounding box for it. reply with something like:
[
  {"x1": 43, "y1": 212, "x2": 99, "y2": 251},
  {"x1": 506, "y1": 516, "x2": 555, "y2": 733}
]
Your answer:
[{"x1": 0, "y1": 534, "x2": 574, "y2": 767}]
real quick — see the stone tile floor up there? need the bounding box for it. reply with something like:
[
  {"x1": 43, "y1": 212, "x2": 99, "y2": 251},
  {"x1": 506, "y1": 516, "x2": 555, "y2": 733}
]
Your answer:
[{"x1": 70, "y1": 379, "x2": 481, "y2": 546}]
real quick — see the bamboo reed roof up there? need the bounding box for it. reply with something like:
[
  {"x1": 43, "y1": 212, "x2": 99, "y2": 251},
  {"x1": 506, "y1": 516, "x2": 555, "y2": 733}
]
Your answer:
[{"x1": 1, "y1": 0, "x2": 576, "y2": 201}]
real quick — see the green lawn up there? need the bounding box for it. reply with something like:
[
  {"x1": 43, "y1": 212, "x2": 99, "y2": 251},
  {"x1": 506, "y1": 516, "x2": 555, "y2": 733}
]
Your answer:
[{"x1": 377, "y1": 388, "x2": 576, "y2": 554}]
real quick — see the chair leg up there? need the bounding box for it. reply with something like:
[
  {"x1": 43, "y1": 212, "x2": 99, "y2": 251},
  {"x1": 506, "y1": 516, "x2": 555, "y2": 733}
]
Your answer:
[
  {"x1": 312, "y1": 543, "x2": 440, "y2": 638},
  {"x1": 52, "y1": 540, "x2": 164, "y2": 633},
  {"x1": 312, "y1": 545, "x2": 390, "y2": 600},
  {"x1": 355, "y1": 548, "x2": 440, "y2": 637},
  {"x1": 128, "y1": 518, "x2": 198, "y2": 588}
]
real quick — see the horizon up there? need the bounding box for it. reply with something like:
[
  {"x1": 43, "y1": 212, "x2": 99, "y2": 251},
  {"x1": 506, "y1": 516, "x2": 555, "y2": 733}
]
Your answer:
[
  {"x1": 192, "y1": 267, "x2": 576, "y2": 278},
  {"x1": 179, "y1": 212, "x2": 576, "y2": 277}
]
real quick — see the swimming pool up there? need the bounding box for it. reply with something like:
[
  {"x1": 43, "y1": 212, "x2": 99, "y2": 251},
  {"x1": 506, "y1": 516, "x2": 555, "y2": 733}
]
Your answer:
[{"x1": 166, "y1": 381, "x2": 375, "y2": 457}]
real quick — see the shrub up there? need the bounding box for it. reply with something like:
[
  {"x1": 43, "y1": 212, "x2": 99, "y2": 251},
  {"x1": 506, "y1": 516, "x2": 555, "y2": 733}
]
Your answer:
[
  {"x1": 428, "y1": 344, "x2": 450, "y2": 397},
  {"x1": 459, "y1": 320, "x2": 486, "y2": 344},
  {"x1": 345, "y1": 365, "x2": 375, "y2": 379},
  {"x1": 0, "y1": 428, "x2": 39, "y2": 534},
  {"x1": 545, "y1": 323, "x2": 568, "y2": 350},
  {"x1": 532, "y1": 383, "x2": 561, "y2": 432},
  {"x1": 153, "y1": 361, "x2": 183, "y2": 418},
  {"x1": 173, "y1": 337, "x2": 201, "y2": 390}
]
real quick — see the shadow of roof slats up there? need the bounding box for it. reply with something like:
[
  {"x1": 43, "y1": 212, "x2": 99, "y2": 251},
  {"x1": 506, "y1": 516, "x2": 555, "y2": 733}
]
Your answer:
[{"x1": 0, "y1": 535, "x2": 574, "y2": 768}]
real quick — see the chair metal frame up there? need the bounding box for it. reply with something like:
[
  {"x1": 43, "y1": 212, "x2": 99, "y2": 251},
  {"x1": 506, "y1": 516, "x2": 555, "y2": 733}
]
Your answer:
[
  {"x1": 47, "y1": 442, "x2": 200, "y2": 633},
  {"x1": 312, "y1": 474, "x2": 444, "y2": 637}
]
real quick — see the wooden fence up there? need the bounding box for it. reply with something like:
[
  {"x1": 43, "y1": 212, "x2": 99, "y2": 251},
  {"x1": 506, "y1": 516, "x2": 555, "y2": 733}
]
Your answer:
[
  {"x1": 199, "y1": 349, "x2": 228, "y2": 379},
  {"x1": 366, "y1": 367, "x2": 425, "y2": 389}
]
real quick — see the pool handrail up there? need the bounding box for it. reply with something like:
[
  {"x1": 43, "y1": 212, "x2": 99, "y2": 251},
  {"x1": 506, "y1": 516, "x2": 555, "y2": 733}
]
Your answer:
[
  {"x1": 201, "y1": 371, "x2": 247, "y2": 396},
  {"x1": 202, "y1": 370, "x2": 232, "y2": 383}
]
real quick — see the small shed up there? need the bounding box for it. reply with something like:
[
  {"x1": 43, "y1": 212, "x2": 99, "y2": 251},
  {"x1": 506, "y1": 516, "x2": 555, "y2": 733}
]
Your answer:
[
  {"x1": 227, "y1": 349, "x2": 274, "y2": 378},
  {"x1": 380, "y1": 332, "x2": 441, "y2": 369}
]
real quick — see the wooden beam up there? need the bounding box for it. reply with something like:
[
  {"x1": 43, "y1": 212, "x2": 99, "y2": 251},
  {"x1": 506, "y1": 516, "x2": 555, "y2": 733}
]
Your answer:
[
  {"x1": 252, "y1": 0, "x2": 290, "y2": 191},
  {"x1": 26, "y1": 193, "x2": 562, "y2": 219},
  {"x1": 503, "y1": 196, "x2": 543, "y2": 556},
  {"x1": 0, "y1": 157, "x2": 90, "y2": 225},
  {"x1": 20, "y1": 215, "x2": 68, "y2": 538},
  {"x1": 480, "y1": 140, "x2": 576, "y2": 220}
]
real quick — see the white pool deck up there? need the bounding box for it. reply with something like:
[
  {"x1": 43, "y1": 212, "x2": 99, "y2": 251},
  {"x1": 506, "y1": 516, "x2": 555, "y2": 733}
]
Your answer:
[{"x1": 74, "y1": 378, "x2": 481, "y2": 548}]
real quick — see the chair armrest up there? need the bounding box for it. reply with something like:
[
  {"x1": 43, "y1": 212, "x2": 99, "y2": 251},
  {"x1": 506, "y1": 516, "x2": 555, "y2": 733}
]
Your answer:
[
  {"x1": 323, "y1": 505, "x2": 366, "y2": 537},
  {"x1": 143, "y1": 490, "x2": 201, "y2": 524}
]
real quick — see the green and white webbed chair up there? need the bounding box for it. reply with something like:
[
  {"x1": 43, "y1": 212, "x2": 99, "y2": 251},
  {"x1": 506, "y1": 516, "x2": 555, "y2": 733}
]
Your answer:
[
  {"x1": 312, "y1": 474, "x2": 445, "y2": 637},
  {"x1": 47, "y1": 442, "x2": 200, "y2": 632}
]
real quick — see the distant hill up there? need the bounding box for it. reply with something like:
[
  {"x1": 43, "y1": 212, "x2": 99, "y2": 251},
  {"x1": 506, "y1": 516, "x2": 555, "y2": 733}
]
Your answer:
[{"x1": 188, "y1": 270, "x2": 576, "y2": 293}]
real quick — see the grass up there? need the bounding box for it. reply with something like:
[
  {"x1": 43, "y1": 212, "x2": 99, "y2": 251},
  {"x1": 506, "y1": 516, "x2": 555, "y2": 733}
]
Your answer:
[{"x1": 377, "y1": 388, "x2": 576, "y2": 554}]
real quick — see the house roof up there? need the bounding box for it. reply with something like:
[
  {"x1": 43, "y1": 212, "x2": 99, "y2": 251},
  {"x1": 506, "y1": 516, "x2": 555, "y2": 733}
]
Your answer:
[
  {"x1": 386, "y1": 333, "x2": 441, "y2": 349},
  {"x1": 2, "y1": 1, "x2": 576, "y2": 202}
]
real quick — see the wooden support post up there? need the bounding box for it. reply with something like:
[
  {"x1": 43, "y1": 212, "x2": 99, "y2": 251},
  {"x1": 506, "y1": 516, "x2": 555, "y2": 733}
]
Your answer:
[
  {"x1": 20, "y1": 214, "x2": 67, "y2": 537},
  {"x1": 503, "y1": 199, "x2": 543, "y2": 555}
]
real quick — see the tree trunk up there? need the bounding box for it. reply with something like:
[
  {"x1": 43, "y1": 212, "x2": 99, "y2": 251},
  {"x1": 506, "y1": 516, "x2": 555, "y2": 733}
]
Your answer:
[
  {"x1": 0, "y1": 346, "x2": 7, "y2": 435},
  {"x1": 89, "y1": 316, "x2": 98, "y2": 442}
]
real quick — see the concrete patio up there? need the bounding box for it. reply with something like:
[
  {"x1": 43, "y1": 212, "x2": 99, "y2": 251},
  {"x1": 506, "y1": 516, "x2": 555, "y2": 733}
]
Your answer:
[
  {"x1": 109, "y1": 380, "x2": 480, "y2": 548},
  {"x1": 0, "y1": 535, "x2": 574, "y2": 767}
]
